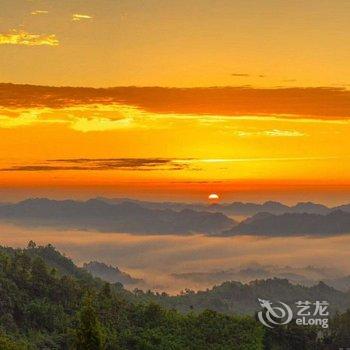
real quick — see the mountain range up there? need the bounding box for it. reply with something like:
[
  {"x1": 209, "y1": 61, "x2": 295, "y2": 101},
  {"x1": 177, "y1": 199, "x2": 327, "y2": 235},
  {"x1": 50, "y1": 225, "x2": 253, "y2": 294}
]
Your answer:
[
  {"x1": 2, "y1": 197, "x2": 350, "y2": 236},
  {"x1": 97, "y1": 197, "x2": 350, "y2": 216},
  {"x1": 225, "y1": 210, "x2": 350, "y2": 236},
  {"x1": 172, "y1": 264, "x2": 350, "y2": 292},
  {"x1": 0, "y1": 198, "x2": 234, "y2": 235},
  {"x1": 142, "y1": 278, "x2": 350, "y2": 315}
]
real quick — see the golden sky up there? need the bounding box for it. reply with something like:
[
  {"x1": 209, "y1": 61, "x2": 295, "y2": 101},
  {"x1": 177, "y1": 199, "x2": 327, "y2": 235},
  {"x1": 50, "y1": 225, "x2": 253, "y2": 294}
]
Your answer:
[
  {"x1": 1, "y1": 0, "x2": 350, "y2": 87},
  {"x1": 0, "y1": 84, "x2": 350, "y2": 203},
  {"x1": 0, "y1": 1, "x2": 350, "y2": 202}
]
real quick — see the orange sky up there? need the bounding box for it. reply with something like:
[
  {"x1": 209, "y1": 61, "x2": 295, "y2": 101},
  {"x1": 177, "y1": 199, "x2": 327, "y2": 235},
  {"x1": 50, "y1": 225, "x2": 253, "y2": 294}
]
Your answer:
[
  {"x1": 1, "y1": 0, "x2": 350, "y2": 88},
  {"x1": 1, "y1": 1, "x2": 350, "y2": 203},
  {"x1": 0, "y1": 84, "x2": 349, "y2": 203}
]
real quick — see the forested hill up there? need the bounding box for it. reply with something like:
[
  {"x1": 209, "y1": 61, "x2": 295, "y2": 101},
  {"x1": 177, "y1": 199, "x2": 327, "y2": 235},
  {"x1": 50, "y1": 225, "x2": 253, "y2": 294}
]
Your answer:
[
  {"x1": 144, "y1": 279, "x2": 350, "y2": 315},
  {"x1": 0, "y1": 243, "x2": 263, "y2": 349},
  {"x1": 1, "y1": 243, "x2": 350, "y2": 349}
]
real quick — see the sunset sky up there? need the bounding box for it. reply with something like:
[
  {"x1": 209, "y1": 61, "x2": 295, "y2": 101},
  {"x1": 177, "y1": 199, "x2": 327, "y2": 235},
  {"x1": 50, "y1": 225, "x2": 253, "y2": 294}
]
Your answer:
[{"x1": 1, "y1": 0, "x2": 350, "y2": 203}]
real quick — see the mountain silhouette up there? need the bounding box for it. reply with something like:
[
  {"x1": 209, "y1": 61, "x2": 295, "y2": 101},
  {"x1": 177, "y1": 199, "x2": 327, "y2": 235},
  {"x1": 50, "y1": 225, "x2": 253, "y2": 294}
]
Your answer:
[
  {"x1": 97, "y1": 197, "x2": 348, "y2": 216},
  {"x1": 224, "y1": 210, "x2": 350, "y2": 236},
  {"x1": 0, "y1": 198, "x2": 235, "y2": 235}
]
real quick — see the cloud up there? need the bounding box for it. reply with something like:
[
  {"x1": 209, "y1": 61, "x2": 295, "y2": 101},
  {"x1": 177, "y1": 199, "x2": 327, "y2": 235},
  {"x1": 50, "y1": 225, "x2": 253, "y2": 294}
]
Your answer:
[
  {"x1": 262, "y1": 129, "x2": 305, "y2": 137},
  {"x1": 0, "y1": 30, "x2": 58, "y2": 46},
  {"x1": 231, "y1": 73, "x2": 250, "y2": 77},
  {"x1": 1, "y1": 84, "x2": 350, "y2": 120},
  {"x1": 70, "y1": 116, "x2": 134, "y2": 132},
  {"x1": 0, "y1": 110, "x2": 66, "y2": 128},
  {"x1": 0, "y1": 158, "x2": 192, "y2": 172},
  {"x1": 72, "y1": 14, "x2": 93, "y2": 21},
  {"x1": 0, "y1": 157, "x2": 338, "y2": 172},
  {"x1": 0, "y1": 112, "x2": 41, "y2": 128},
  {"x1": 0, "y1": 106, "x2": 138, "y2": 131},
  {"x1": 31, "y1": 10, "x2": 48, "y2": 15},
  {"x1": 0, "y1": 108, "x2": 71, "y2": 129},
  {"x1": 1, "y1": 225, "x2": 350, "y2": 293},
  {"x1": 235, "y1": 129, "x2": 306, "y2": 137},
  {"x1": 231, "y1": 73, "x2": 266, "y2": 78}
]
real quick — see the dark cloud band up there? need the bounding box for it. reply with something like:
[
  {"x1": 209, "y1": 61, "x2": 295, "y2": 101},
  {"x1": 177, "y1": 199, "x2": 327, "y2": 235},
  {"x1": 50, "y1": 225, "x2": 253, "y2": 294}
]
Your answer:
[
  {"x1": 1, "y1": 83, "x2": 350, "y2": 120},
  {"x1": 0, "y1": 158, "x2": 193, "y2": 172}
]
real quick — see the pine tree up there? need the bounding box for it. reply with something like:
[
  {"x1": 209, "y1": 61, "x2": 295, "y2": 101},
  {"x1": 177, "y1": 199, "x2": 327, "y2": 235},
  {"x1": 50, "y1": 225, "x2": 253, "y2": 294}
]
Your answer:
[{"x1": 74, "y1": 295, "x2": 106, "y2": 350}]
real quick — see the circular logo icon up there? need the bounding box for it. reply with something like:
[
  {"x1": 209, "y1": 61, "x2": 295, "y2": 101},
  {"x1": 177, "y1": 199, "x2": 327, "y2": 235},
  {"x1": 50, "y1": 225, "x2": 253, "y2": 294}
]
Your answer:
[{"x1": 257, "y1": 298, "x2": 293, "y2": 328}]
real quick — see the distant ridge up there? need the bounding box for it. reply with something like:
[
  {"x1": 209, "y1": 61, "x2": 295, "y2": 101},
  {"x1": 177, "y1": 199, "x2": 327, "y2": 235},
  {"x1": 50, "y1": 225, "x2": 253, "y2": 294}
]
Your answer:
[
  {"x1": 147, "y1": 278, "x2": 350, "y2": 315},
  {"x1": 2, "y1": 197, "x2": 350, "y2": 236},
  {"x1": 97, "y1": 197, "x2": 348, "y2": 216},
  {"x1": 224, "y1": 210, "x2": 350, "y2": 236},
  {"x1": 0, "y1": 198, "x2": 235, "y2": 235}
]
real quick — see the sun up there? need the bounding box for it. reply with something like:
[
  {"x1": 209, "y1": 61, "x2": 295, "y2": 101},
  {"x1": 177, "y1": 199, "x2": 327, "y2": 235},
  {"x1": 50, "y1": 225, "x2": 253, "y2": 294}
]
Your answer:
[{"x1": 208, "y1": 193, "x2": 219, "y2": 200}]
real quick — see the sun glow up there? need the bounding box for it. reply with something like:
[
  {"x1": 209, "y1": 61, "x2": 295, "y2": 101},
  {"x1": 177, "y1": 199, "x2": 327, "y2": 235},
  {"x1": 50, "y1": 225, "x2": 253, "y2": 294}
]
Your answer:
[{"x1": 208, "y1": 193, "x2": 219, "y2": 200}]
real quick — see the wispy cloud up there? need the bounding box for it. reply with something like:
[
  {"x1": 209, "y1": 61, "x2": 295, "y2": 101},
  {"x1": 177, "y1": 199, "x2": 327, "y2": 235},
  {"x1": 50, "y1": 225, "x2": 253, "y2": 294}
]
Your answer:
[
  {"x1": 231, "y1": 73, "x2": 250, "y2": 77},
  {"x1": 0, "y1": 108, "x2": 70, "y2": 129},
  {"x1": 70, "y1": 116, "x2": 134, "y2": 132},
  {"x1": 72, "y1": 14, "x2": 93, "y2": 22},
  {"x1": 0, "y1": 157, "x2": 340, "y2": 172},
  {"x1": 231, "y1": 73, "x2": 266, "y2": 78},
  {"x1": 0, "y1": 110, "x2": 65, "y2": 128},
  {"x1": 0, "y1": 101, "x2": 347, "y2": 135},
  {"x1": 261, "y1": 129, "x2": 305, "y2": 137},
  {"x1": 31, "y1": 10, "x2": 48, "y2": 15},
  {"x1": 0, "y1": 105, "x2": 146, "y2": 132},
  {"x1": 0, "y1": 158, "x2": 192, "y2": 172},
  {"x1": 235, "y1": 129, "x2": 306, "y2": 138},
  {"x1": 0, "y1": 29, "x2": 58, "y2": 46}
]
